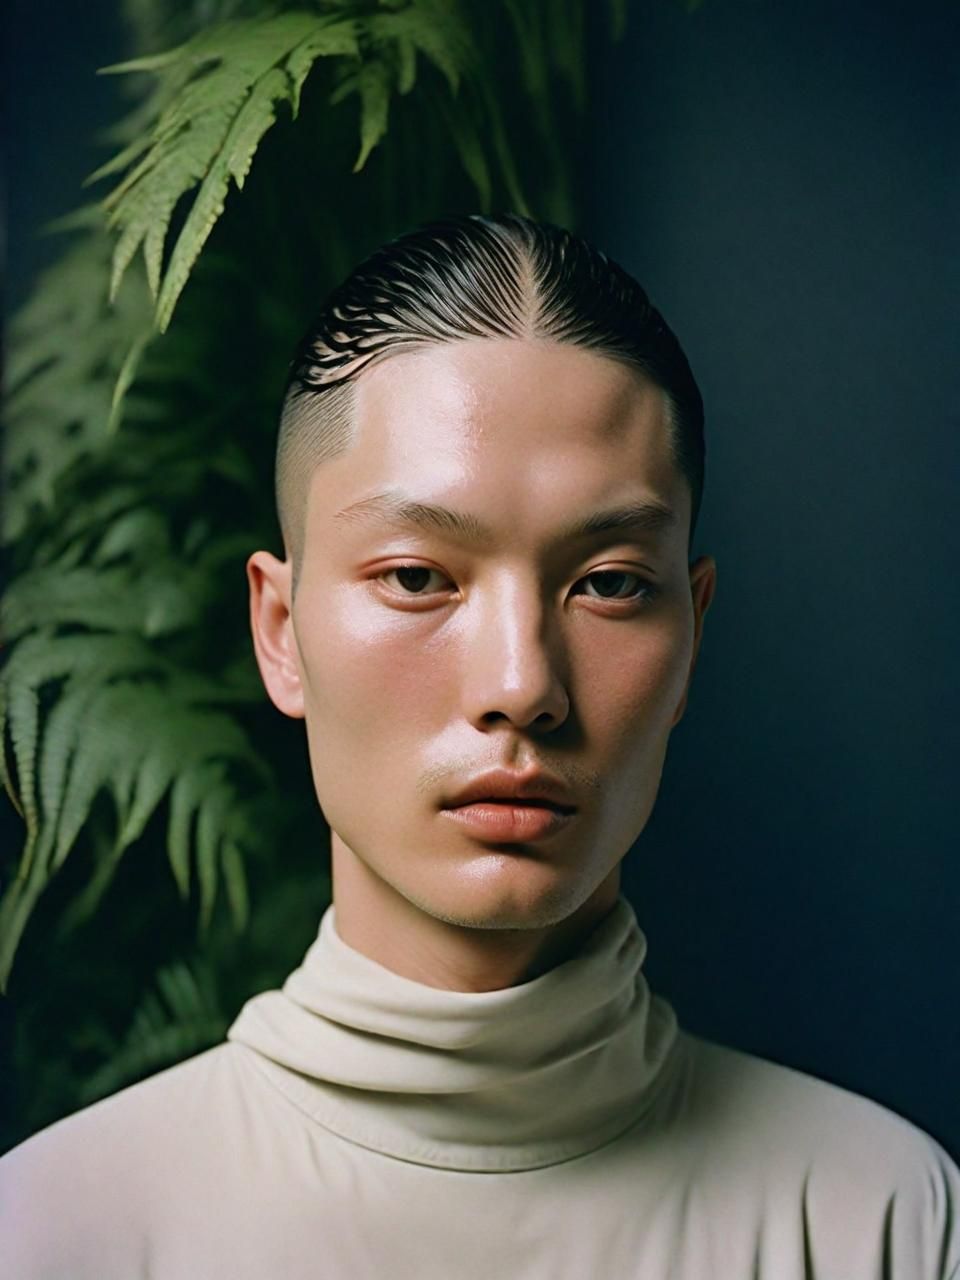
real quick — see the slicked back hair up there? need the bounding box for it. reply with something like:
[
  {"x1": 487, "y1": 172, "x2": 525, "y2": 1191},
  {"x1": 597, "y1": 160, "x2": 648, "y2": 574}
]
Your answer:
[{"x1": 276, "y1": 212, "x2": 705, "y2": 599}]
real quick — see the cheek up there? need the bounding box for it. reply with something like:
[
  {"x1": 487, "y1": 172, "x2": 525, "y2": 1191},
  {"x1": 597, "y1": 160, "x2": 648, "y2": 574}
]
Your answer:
[
  {"x1": 296, "y1": 587, "x2": 450, "y2": 742},
  {"x1": 575, "y1": 612, "x2": 692, "y2": 738}
]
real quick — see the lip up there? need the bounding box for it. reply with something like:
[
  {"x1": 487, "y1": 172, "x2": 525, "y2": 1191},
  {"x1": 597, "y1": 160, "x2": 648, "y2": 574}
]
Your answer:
[
  {"x1": 440, "y1": 801, "x2": 575, "y2": 842},
  {"x1": 441, "y1": 767, "x2": 577, "y2": 813}
]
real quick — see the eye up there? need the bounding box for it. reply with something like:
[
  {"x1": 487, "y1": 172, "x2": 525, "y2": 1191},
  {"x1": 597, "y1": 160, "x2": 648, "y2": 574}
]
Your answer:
[
  {"x1": 379, "y1": 564, "x2": 453, "y2": 596},
  {"x1": 578, "y1": 569, "x2": 658, "y2": 603},
  {"x1": 374, "y1": 564, "x2": 658, "y2": 605}
]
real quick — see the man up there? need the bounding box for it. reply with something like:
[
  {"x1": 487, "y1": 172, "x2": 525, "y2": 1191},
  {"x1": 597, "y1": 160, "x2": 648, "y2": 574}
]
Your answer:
[{"x1": 2, "y1": 213, "x2": 957, "y2": 1278}]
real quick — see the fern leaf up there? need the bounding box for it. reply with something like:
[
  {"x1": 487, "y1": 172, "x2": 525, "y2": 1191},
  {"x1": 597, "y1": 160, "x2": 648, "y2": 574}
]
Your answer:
[
  {"x1": 0, "y1": 842, "x2": 44, "y2": 994},
  {"x1": 142, "y1": 220, "x2": 167, "y2": 301},
  {"x1": 368, "y1": 2, "x2": 476, "y2": 96},
  {"x1": 105, "y1": 117, "x2": 237, "y2": 303},
  {"x1": 7, "y1": 683, "x2": 41, "y2": 854},
  {"x1": 77, "y1": 957, "x2": 227, "y2": 1104},
  {"x1": 282, "y1": 20, "x2": 362, "y2": 119},
  {"x1": 108, "y1": 329, "x2": 155, "y2": 433},
  {"x1": 92, "y1": 506, "x2": 170, "y2": 566},
  {"x1": 336, "y1": 59, "x2": 392, "y2": 174},
  {"x1": 220, "y1": 837, "x2": 249, "y2": 932},
  {"x1": 98, "y1": 42, "x2": 194, "y2": 76},
  {"x1": 35, "y1": 484, "x2": 144, "y2": 569},
  {"x1": 114, "y1": 745, "x2": 178, "y2": 851},
  {"x1": 84, "y1": 131, "x2": 155, "y2": 188},
  {"x1": 95, "y1": 13, "x2": 361, "y2": 330},
  {"x1": 392, "y1": 35, "x2": 417, "y2": 96},
  {"x1": 39, "y1": 203, "x2": 109, "y2": 236},
  {"x1": 56, "y1": 682, "x2": 262, "y2": 874},
  {"x1": 155, "y1": 961, "x2": 201, "y2": 1020},
  {"x1": 57, "y1": 806, "x2": 131, "y2": 934},
  {"x1": 2, "y1": 565, "x2": 186, "y2": 641},
  {"x1": 195, "y1": 767, "x2": 232, "y2": 931},
  {"x1": 1, "y1": 634, "x2": 158, "y2": 877},
  {"x1": 2, "y1": 229, "x2": 154, "y2": 544},
  {"x1": 0, "y1": 607, "x2": 270, "y2": 982},
  {"x1": 0, "y1": 685, "x2": 24, "y2": 821},
  {"x1": 152, "y1": 68, "x2": 292, "y2": 329},
  {"x1": 167, "y1": 767, "x2": 207, "y2": 899},
  {"x1": 47, "y1": 682, "x2": 147, "y2": 871},
  {"x1": 228, "y1": 67, "x2": 289, "y2": 189}
]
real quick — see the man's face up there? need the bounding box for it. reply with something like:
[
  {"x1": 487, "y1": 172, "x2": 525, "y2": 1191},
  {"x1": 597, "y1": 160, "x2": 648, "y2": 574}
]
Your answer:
[{"x1": 252, "y1": 337, "x2": 715, "y2": 931}]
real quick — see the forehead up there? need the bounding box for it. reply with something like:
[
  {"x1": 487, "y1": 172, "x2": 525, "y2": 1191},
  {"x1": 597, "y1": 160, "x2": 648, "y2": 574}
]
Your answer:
[{"x1": 306, "y1": 337, "x2": 688, "y2": 542}]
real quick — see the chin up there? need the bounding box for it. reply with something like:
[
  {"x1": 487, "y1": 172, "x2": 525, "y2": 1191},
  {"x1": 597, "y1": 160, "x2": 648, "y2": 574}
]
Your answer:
[{"x1": 405, "y1": 854, "x2": 596, "y2": 933}]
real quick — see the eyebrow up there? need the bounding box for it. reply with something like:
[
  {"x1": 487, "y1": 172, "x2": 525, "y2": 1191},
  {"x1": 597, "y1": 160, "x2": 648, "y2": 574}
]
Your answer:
[{"x1": 332, "y1": 490, "x2": 678, "y2": 546}]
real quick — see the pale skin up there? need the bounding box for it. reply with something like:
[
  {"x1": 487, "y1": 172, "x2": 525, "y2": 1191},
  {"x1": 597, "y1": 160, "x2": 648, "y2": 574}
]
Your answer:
[{"x1": 248, "y1": 337, "x2": 716, "y2": 992}]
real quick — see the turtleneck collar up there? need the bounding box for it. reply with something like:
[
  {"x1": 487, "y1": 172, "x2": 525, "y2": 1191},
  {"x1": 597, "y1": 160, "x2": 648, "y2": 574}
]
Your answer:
[{"x1": 226, "y1": 893, "x2": 679, "y2": 1172}]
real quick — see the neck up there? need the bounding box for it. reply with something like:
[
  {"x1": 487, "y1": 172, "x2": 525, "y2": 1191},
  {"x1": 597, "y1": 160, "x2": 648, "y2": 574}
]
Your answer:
[{"x1": 329, "y1": 833, "x2": 622, "y2": 992}]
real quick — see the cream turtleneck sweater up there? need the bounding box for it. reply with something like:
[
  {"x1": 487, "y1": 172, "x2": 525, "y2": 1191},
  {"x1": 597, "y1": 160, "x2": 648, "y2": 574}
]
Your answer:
[{"x1": 3, "y1": 894, "x2": 958, "y2": 1279}]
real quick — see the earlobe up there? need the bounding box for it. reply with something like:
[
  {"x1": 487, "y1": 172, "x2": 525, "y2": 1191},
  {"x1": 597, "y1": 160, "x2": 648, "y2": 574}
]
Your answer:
[{"x1": 246, "y1": 551, "x2": 305, "y2": 719}]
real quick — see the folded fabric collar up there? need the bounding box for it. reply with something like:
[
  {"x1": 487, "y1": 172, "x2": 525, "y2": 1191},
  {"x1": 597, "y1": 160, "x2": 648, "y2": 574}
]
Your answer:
[{"x1": 226, "y1": 893, "x2": 679, "y2": 1172}]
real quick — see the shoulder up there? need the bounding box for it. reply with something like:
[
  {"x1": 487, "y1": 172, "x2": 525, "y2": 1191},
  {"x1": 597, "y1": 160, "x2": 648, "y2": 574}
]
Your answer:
[
  {"x1": 3, "y1": 1040, "x2": 247, "y2": 1171},
  {"x1": 679, "y1": 1032, "x2": 960, "y2": 1277},
  {"x1": 682, "y1": 1033, "x2": 955, "y2": 1169},
  {"x1": 0, "y1": 1043, "x2": 251, "y2": 1279}
]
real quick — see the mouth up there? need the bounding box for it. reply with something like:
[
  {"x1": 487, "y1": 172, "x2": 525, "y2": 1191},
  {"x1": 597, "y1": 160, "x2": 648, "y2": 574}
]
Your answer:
[
  {"x1": 447, "y1": 797, "x2": 574, "y2": 813},
  {"x1": 440, "y1": 798, "x2": 576, "y2": 841}
]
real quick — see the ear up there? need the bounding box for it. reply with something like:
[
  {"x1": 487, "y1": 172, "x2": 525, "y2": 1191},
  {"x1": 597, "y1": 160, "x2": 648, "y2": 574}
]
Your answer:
[
  {"x1": 670, "y1": 554, "x2": 717, "y2": 727},
  {"x1": 246, "y1": 550, "x2": 305, "y2": 719}
]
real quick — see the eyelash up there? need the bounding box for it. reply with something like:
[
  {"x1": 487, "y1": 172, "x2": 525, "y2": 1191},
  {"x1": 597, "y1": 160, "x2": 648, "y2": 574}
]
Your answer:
[{"x1": 374, "y1": 564, "x2": 659, "y2": 607}]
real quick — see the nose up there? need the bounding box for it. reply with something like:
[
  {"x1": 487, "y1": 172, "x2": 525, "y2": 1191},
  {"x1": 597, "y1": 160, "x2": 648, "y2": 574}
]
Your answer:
[{"x1": 461, "y1": 575, "x2": 570, "y2": 733}]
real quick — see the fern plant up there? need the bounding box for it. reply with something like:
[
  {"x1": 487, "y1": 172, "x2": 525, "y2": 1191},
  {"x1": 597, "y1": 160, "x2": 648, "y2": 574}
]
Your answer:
[{"x1": 2, "y1": 0, "x2": 630, "y2": 1146}]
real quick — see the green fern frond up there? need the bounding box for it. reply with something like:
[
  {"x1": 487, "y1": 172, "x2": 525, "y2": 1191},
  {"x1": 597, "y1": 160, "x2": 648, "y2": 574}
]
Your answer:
[
  {"x1": 6, "y1": 683, "x2": 41, "y2": 852},
  {"x1": 2, "y1": 226, "x2": 155, "y2": 544},
  {"x1": 91, "y1": 506, "x2": 171, "y2": 565},
  {"x1": 108, "y1": 329, "x2": 156, "y2": 432},
  {"x1": 220, "y1": 837, "x2": 250, "y2": 933},
  {"x1": 93, "y1": 1, "x2": 547, "y2": 332},
  {"x1": 0, "y1": 620, "x2": 270, "y2": 986},
  {"x1": 153, "y1": 63, "x2": 291, "y2": 330},
  {"x1": 331, "y1": 57, "x2": 393, "y2": 174},
  {"x1": 94, "y1": 12, "x2": 361, "y2": 331},
  {"x1": 286, "y1": 23, "x2": 357, "y2": 118},
  {"x1": 366, "y1": 1, "x2": 476, "y2": 97},
  {"x1": 1, "y1": 564, "x2": 201, "y2": 641},
  {"x1": 168, "y1": 763, "x2": 214, "y2": 900},
  {"x1": 77, "y1": 956, "x2": 228, "y2": 1105},
  {"x1": 195, "y1": 764, "x2": 233, "y2": 931},
  {"x1": 391, "y1": 33, "x2": 417, "y2": 97},
  {"x1": 1, "y1": 630, "x2": 156, "y2": 779}
]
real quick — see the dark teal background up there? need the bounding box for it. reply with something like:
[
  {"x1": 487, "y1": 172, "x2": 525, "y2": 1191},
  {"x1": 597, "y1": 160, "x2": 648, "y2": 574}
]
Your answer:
[
  {"x1": 3, "y1": 0, "x2": 957, "y2": 1156},
  {"x1": 581, "y1": 0, "x2": 959, "y2": 1157}
]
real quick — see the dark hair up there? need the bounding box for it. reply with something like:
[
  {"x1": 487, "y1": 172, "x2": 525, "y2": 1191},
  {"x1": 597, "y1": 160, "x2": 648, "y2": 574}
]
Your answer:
[{"x1": 276, "y1": 212, "x2": 704, "y2": 593}]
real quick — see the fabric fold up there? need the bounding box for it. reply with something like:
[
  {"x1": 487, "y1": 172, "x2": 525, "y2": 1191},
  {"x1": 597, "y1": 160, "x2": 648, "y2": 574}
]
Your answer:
[{"x1": 227, "y1": 893, "x2": 680, "y2": 1171}]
